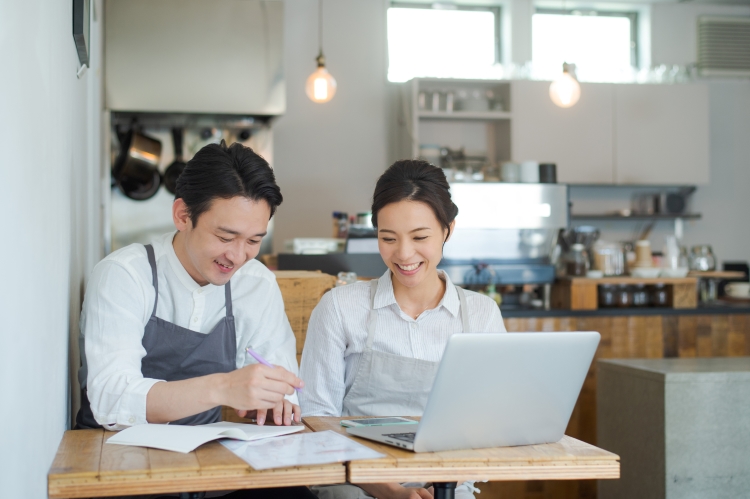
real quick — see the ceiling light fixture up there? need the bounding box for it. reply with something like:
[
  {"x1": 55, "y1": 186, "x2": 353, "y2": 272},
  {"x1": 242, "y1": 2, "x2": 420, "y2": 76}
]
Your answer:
[
  {"x1": 305, "y1": 0, "x2": 337, "y2": 103},
  {"x1": 549, "y1": 62, "x2": 581, "y2": 108}
]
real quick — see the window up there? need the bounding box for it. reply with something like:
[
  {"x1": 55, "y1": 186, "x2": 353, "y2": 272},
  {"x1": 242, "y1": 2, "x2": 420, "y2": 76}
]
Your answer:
[
  {"x1": 387, "y1": 3, "x2": 502, "y2": 82},
  {"x1": 532, "y1": 9, "x2": 637, "y2": 83}
]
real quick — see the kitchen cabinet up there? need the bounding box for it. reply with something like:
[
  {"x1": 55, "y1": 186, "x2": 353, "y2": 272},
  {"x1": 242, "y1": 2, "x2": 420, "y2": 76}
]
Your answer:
[
  {"x1": 396, "y1": 79, "x2": 710, "y2": 186},
  {"x1": 614, "y1": 84, "x2": 709, "y2": 185},
  {"x1": 396, "y1": 78, "x2": 512, "y2": 165},
  {"x1": 511, "y1": 80, "x2": 615, "y2": 184}
]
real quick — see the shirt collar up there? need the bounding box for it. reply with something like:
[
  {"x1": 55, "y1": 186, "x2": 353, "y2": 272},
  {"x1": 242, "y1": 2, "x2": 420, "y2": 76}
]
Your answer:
[
  {"x1": 162, "y1": 231, "x2": 218, "y2": 295},
  {"x1": 373, "y1": 269, "x2": 460, "y2": 318}
]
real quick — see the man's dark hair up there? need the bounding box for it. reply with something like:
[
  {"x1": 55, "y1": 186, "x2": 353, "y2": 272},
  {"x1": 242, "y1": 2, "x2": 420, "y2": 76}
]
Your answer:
[
  {"x1": 174, "y1": 140, "x2": 283, "y2": 226},
  {"x1": 371, "y1": 159, "x2": 458, "y2": 240}
]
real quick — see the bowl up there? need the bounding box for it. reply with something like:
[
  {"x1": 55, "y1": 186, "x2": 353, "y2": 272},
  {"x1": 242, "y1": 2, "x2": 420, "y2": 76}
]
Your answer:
[
  {"x1": 630, "y1": 267, "x2": 662, "y2": 279},
  {"x1": 660, "y1": 267, "x2": 689, "y2": 278}
]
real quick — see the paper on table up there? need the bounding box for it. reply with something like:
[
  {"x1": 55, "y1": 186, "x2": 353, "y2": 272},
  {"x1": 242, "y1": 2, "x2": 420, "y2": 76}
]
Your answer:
[
  {"x1": 106, "y1": 421, "x2": 305, "y2": 454},
  {"x1": 221, "y1": 430, "x2": 385, "y2": 470}
]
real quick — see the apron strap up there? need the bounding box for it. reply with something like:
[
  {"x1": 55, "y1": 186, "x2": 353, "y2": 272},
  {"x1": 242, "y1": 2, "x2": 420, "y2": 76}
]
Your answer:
[
  {"x1": 365, "y1": 279, "x2": 379, "y2": 349},
  {"x1": 456, "y1": 285, "x2": 470, "y2": 333},
  {"x1": 144, "y1": 244, "x2": 159, "y2": 318},
  {"x1": 224, "y1": 281, "x2": 233, "y2": 318}
]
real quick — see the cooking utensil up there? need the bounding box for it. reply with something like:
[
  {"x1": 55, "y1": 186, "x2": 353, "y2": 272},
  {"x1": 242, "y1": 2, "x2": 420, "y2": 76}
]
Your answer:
[
  {"x1": 112, "y1": 127, "x2": 162, "y2": 200},
  {"x1": 163, "y1": 128, "x2": 186, "y2": 195}
]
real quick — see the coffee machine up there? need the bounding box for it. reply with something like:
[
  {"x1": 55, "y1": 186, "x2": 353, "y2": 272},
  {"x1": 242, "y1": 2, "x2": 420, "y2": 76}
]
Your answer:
[{"x1": 439, "y1": 183, "x2": 569, "y2": 306}]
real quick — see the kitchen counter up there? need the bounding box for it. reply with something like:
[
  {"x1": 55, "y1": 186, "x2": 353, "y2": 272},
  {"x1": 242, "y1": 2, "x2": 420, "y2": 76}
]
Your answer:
[{"x1": 501, "y1": 302, "x2": 750, "y2": 318}]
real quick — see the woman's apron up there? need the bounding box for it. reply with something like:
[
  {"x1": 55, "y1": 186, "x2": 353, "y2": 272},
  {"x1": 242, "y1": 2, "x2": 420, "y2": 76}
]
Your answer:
[
  {"x1": 76, "y1": 244, "x2": 237, "y2": 429},
  {"x1": 312, "y1": 278, "x2": 469, "y2": 499}
]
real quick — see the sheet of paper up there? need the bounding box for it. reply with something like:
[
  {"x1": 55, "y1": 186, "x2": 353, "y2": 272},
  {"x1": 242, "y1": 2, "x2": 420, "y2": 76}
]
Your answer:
[
  {"x1": 221, "y1": 430, "x2": 385, "y2": 470},
  {"x1": 106, "y1": 422, "x2": 304, "y2": 454}
]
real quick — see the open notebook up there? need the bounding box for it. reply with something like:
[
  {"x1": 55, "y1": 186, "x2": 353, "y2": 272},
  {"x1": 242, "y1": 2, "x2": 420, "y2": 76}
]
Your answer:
[{"x1": 106, "y1": 421, "x2": 305, "y2": 453}]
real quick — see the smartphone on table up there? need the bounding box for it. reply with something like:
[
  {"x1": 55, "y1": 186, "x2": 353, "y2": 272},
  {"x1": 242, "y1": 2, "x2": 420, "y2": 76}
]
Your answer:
[{"x1": 340, "y1": 417, "x2": 418, "y2": 428}]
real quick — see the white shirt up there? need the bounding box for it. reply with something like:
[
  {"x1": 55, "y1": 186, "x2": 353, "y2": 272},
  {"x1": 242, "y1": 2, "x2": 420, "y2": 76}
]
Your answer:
[
  {"x1": 299, "y1": 270, "x2": 506, "y2": 417},
  {"x1": 80, "y1": 231, "x2": 298, "y2": 430}
]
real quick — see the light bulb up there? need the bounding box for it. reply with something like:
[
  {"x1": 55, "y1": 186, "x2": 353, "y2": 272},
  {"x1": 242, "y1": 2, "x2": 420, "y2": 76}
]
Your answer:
[
  {"x1": 549, "y1": 64, "x2": 581, "y2": 108},
  {"x1": 306, "y1": 61, "x2": 337, "y2": 103}
]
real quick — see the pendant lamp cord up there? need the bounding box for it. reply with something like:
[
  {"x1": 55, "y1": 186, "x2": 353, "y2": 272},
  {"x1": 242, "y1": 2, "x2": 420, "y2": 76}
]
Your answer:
[{"x1": 315, "y1": 0, "x2": 325, "y2": 66}]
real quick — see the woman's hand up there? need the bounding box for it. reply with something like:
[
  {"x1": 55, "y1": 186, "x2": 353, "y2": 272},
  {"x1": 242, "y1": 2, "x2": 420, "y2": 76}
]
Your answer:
[{"x1": 358, "y1": 482, "x2": 434, "y2": 499}]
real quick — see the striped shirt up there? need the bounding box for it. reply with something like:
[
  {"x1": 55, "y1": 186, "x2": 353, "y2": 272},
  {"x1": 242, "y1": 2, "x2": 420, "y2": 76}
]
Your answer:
[{"x1": 299, "y1": 269, "x2": 507, "y2": 416}]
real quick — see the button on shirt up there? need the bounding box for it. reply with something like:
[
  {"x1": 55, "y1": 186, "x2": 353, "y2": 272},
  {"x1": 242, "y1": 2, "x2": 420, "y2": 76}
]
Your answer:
[
  {"x1": 79, "y1": 231, "x2": 298, "y2": 430},
  {"x1": 299, "y1": 270, "x2": 507, "y2": 416}
]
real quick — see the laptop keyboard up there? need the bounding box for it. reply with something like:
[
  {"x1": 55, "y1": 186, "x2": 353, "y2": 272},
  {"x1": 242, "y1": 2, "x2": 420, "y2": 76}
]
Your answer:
[{"x1": 383, "y1": 432, "x2": 416, "y2": 443}]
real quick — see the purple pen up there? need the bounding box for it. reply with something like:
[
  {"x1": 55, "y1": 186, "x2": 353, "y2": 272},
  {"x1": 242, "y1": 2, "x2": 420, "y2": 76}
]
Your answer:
[{"x1": 245, "y1": 347, "x2": 302, "y2": 392}]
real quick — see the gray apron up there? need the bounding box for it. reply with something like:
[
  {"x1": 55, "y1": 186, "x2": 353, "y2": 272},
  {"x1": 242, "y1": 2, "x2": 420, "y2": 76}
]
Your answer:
[
  {"x1": 341, "y1": 278, "x2": 469, "y2": 417},
  {"x1": 76, "y1": 243, "x2": 237, "y2": 429},
  {"x1": 312, "y1": 278, "x2": 470, "y2": 499}
]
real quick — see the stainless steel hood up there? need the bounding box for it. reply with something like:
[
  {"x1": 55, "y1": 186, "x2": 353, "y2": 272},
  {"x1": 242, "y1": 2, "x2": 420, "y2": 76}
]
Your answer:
[{"x1": 104, "y1": 0, "x2": 284, "y2": 116}]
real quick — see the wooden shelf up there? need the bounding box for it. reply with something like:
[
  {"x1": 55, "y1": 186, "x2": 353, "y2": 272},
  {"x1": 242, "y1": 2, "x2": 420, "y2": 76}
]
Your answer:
[
  {"x1": 561, "y1": 276, "x2": 697, "y2": 285},
  {"x1": 553, "y1": 277, "x2": 697, "y2": 311},
  {"x1": 688, "y1": 271, "x2": 746, "y2": 279},
  {"x1": 417, "y1": 110, "x2": 512, "y2": 120},
  {"x1": 570, "y1": 213, "x2": 701, "y2": 221}
]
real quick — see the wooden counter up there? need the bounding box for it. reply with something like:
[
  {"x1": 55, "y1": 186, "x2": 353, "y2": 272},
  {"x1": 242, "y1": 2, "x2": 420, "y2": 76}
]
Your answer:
[{"x1": 481, "y1": 312, "x2": 750, "y2": 499}]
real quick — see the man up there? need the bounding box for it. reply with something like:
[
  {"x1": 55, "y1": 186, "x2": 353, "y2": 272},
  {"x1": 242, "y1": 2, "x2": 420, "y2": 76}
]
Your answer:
[{"x1": 76, "y1": 141, "x2": 311, "y2": 498}]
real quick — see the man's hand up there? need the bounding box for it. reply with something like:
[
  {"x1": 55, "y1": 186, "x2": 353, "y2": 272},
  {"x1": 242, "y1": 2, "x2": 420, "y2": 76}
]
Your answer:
[
  {"x1": 219, "y1": 364, "x2": 303, "y2": 413},
  {"x1": 235, "y1": 397, "x2": 301, "y2": 426},
  {"x1": 146, "y1": 363, "x2": 303, "y2": 424},
  {"x1": 358, "y1": 482, "x2": 434, "y2": 499}
]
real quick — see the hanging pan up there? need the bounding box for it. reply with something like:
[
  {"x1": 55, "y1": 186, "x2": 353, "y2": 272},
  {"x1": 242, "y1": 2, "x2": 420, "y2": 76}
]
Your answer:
[
  {"x1": 112, "y1": 127, "x2": 163, "y2": 201},
  {"x1": 163, "y1": 127, "x2": 187, "y2": 195}
]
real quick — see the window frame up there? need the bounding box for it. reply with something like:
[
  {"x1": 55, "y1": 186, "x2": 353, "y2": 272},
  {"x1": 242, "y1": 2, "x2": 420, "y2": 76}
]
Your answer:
[
  {"x1": 533, "y1": 8, "x2": 639, "y2": 69},
  {"x1": 389, "y1": 2, "x2": 503, "y2": 66}
]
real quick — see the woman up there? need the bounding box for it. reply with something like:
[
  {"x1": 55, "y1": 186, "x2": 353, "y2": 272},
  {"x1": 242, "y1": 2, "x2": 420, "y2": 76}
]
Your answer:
[{"x1": 299, "y1": 160, "x2": 506, "y2": 499}]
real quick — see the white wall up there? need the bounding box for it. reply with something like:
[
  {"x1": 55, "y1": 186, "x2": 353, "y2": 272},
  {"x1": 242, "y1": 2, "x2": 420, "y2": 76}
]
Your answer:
[
  {"x1": 0, "y1": 0, "x2": 102, "y2": 496},
  {"x1": 272, "y1": 0, "x2": 389, "y2": 247}
]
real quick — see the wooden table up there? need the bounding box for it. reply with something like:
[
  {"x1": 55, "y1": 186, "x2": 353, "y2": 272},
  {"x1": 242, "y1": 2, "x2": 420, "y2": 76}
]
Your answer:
[
  {"x1": 47, "y1": 428, "x2": 345, "y2": 498},
  {"x1": 304, "y1": 417, "x2": 620, "y2": 499}
]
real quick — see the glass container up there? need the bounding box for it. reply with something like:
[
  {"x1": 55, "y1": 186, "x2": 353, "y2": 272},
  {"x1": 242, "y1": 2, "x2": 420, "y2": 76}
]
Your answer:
[
  {"x1": 564, "y1": 243, "x2": 590, "y2": 277},
  {"x1": 689, "y1": 245, "x2": 717, "y2": 271},
  {"x1": 616, "y1": 284, "x2": 632, "y2": 308},
  {"x1": 632, "y1": 284, "x2": 649, "y2": 307},
  {"x1": 650, "y1": 284, "x2": 668, "y2": 307},
  {"x1": 598, "y1": 285, "x2": 617, "y2": 308}
]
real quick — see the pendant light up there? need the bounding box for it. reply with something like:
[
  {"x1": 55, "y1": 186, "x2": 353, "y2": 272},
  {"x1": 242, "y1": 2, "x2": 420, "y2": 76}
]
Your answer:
[
  {"x1": 305, "y1": 0, "x2": 337, "y2": 103},
  {"x1": 549, "y1": 62, "x2": 581, "y2": 108}
]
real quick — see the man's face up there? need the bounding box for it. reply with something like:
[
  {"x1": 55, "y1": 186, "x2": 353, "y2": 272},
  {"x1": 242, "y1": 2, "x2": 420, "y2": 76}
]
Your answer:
[{"x1": 172, "y1": 196, "x2": 271, "y2": 286}]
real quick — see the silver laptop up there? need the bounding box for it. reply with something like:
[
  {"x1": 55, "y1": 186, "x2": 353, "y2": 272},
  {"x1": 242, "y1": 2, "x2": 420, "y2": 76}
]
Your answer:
[{"x1": 346, "y1": 332, "x2": 600, "y2": 453}]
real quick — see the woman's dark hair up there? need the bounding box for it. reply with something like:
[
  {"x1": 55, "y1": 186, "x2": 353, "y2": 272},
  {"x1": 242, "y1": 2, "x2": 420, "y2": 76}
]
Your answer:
[
  {"x1": 174, "y1": 140, "x2": 283, "y2": 226},
  {"x1": 371, "y1": 159, "x2": 458, "y2": 239}
]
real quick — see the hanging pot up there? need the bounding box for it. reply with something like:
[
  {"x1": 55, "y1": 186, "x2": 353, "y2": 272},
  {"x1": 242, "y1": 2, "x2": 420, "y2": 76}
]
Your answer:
[
  {"x1": 112, "y1": 127, "x2": 163, "y2": 200},
  {"x1": 163, "y1": 127, "x2": 187, "y2": 195}
]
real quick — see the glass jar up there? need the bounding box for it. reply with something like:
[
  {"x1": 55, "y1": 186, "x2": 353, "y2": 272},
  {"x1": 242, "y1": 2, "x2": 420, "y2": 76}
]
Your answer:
[
  {"x1": 335, "y1": 271, "x2": 357, "y2": 287},
  {"x1": 616, "y1": 284, "x2": 632, "y2": 308},
  {"x1": 650, "y1": 283, "x2": 668, "y2": 307},
  {"x1": 632, "y1": 284, "x2": 649, "y2": 307},
  {"x1": 598, "y1": 284, "x2": 616, "y2": 308},
  {"x1": 564, "y1": 243, "x2": 590, "y2": 277},
  {"x1": 689, "y1": 245, "x2": 716, "y2": 271}
]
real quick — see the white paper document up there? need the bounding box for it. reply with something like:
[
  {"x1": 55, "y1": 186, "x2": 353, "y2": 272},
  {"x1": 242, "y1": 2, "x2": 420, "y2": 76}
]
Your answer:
[
  {"x1": 221, "y1": 430, "x2": 385, "y2": 470},
  {"x1": 106, "y1": 421, "x2": 305, "y2": 454}
]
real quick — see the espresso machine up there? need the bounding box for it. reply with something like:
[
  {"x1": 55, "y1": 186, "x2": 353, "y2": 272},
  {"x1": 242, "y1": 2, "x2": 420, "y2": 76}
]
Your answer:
[{"x1": 439, "y1": 183, "x2": 569, "y2": 308}]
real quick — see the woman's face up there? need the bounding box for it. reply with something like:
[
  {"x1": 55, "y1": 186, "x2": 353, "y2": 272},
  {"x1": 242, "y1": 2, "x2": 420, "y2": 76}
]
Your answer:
[{"x1": 377, "y1": 200, "x2": 453, "y2": 290}]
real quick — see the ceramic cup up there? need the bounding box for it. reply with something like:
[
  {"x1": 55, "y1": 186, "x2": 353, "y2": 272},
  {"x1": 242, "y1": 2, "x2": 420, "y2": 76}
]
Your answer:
[
  {"x1": 634, "y1": 240, "x2": 653, "y2": 268},
  {"x1": 726, "y1": 282, "x2": 750, "y2": 298},
  {"x1": 501, "y1": 162, "x2": 520, "y2": 183},
  {"x1": 520, "y1": 161, "x2": 540, "y2": 183}
]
